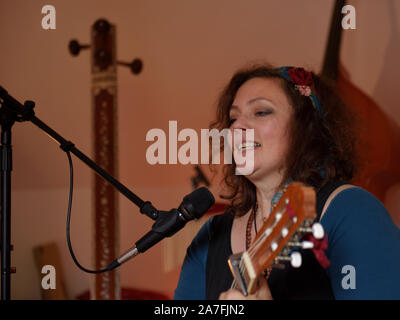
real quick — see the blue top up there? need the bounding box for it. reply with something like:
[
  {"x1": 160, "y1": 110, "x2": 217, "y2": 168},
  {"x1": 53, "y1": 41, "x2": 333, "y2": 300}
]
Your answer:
[{"x1": 173, "y1": 187, "x2": 400, "y2": 300}]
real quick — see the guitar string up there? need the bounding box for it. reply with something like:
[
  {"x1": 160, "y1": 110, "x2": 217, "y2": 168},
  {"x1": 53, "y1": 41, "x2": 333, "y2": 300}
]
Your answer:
[
  {"x1": 247, "y1": 207, "x2": 283, "y2": 258},
  {"x1": 232, "y1": 225, "x2": 280, "y2": 291},
  {"x1": 246, "y1": 203, "x2": 295, "y2": 282}
]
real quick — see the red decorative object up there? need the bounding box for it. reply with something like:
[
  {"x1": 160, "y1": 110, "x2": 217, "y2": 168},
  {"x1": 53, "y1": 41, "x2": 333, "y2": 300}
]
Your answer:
[
  {"x1": 303, "y1": 234, "x2": 331, "y2": 269},
  {"x1": 287, "y1": 67, "x2": 313, "y2": 86}
]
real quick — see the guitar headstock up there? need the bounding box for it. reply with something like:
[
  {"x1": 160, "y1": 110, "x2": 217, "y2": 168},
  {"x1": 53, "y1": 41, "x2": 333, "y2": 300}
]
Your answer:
[{"x1": 229, "y1": 182, "x2": 325, "y2": 295}]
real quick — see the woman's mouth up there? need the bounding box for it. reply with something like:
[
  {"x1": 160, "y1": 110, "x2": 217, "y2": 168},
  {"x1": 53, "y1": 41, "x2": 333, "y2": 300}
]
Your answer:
[{"x1": 237, "y1": 142, "x2": 261, "y2": 151}]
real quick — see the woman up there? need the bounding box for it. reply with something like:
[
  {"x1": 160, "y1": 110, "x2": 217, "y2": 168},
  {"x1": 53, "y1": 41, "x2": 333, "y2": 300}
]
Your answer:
[{"x1": 174, "y1": 64, "x2": 400, "y2": 299}]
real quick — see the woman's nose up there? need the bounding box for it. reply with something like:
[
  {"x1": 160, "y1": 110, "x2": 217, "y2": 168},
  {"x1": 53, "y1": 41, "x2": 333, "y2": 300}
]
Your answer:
[{"x1": 231, "y1": 115, "x2": 251, "y2": 130}]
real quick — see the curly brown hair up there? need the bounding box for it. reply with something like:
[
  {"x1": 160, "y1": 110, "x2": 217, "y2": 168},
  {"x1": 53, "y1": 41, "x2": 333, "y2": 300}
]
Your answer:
[{"x1": 210, "y1": 63, "x2": 358, "y2": 217}]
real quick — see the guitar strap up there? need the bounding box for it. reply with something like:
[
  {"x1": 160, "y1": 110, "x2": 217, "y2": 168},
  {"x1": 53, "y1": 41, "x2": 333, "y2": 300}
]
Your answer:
[{"x1": 205, "y1": 180, "x2": 348, "y2": 300}]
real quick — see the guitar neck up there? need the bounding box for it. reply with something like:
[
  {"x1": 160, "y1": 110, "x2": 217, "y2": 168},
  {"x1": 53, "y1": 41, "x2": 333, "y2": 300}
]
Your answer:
[{"x1": 228, "y1": 182, "x2": 319, "y2": 296}]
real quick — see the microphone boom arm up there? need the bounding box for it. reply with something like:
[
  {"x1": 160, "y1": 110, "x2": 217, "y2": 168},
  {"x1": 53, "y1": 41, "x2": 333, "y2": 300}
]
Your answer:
[{"x1": 0, "y1": 86, "x2": 159, "y2": 220}]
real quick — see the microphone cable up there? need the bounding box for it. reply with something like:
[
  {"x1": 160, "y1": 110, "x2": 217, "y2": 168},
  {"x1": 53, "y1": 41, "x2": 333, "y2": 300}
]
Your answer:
[{"x1": 65, "y1": 151, "x2": 113, "y2": 274}]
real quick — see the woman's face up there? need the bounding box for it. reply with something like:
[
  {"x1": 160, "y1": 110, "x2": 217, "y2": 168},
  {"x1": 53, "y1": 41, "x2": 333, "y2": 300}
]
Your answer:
[{"x1": 229, "y1": 77, "x2": 293, "y2": 183}]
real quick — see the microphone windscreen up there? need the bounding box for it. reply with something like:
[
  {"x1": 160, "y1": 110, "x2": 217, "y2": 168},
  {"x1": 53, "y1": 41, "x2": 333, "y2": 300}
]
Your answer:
[{"x1": 181, "y1": 187, "x2": 215, "y2": 220}]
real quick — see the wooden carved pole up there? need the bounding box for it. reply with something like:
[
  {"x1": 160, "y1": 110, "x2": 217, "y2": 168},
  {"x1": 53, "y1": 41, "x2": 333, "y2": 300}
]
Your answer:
[
  {"x1": 90, "y1": 19, "x2": 120, "y2": 300},
  {"x1": 68, "y1": 18, "x2": 143, "y2": 300}
]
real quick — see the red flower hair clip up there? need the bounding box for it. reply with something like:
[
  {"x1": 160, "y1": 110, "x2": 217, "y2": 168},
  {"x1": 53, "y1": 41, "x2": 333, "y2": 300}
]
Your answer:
[
  {"x1": 287, "y1": 68, "x2": 313, "y2": 96},
  {"x1": 276, "y1": 66, "x2": 323, "y2": 114},
  {"x1": 287, "y1": 67, "x2": 313, "y2": 86}
]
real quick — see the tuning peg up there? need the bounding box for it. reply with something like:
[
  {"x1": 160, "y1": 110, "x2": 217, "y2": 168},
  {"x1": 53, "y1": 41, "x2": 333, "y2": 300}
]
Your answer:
[
  {"x1": 69, "y1": 39, "x2": 91, "y2": 56},
  {"x1": 298, "y1": 222, "x2": 324, "y2": 240},
  {"x1": 287, "y1": 240, "x2": 314, "y2": 250},
  {"x1": 311, "y1": 223, "x2": 324, "y2": 239},
  {"x1": 117, "y1": 59, "x2": 143, "y2": 74},
  {"x1": 276, "y1": 252, "x2": 302, "y2": 268},
  {"x1": 290, "y1": 252, "x2": 302, "y2": 267}
]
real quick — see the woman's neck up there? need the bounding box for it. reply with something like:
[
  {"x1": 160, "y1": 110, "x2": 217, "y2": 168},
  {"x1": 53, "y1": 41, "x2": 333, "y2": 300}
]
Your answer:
[{"x1": 251, "y1": 171, "x2": 285, "y2": 220}]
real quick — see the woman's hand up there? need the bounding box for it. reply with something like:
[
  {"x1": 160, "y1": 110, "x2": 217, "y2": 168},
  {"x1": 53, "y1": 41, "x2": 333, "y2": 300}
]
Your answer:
[{"x1": 218, "y1": 276, "x2": 273, "y2": 300}]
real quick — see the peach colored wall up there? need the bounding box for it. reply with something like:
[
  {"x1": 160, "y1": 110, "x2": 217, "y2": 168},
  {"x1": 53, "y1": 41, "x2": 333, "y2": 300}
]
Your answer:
[{"x1": 0, "y1": 0, "x2": 399, "y2": 299}]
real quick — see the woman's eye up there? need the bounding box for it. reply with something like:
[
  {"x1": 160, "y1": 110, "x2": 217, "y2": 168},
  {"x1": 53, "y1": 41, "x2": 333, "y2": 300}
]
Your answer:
[{"x1": 256, "y1": 110, "x2": 272, "y2": 116}]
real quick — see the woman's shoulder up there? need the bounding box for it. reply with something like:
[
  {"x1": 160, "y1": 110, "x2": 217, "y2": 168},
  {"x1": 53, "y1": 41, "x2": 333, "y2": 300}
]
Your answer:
[
  {"x1": 320, "y1": 184, "x2": 399, "y2": 237},
  {"x1": 320, "y1": 184, "x2": 391, "y2": 219},
  {"x1": 319, "y1": 184, "x2": 400, "y2": 299},
  {"x1": 320, "y1": 184, "x2": 386, "y2": 220},
  {"x1": 322, "y1": 183, "x2": 388, "y2": 216}
]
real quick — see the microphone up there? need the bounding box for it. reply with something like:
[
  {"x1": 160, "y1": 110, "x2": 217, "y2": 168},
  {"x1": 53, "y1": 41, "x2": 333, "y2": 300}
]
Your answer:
[{"x1": 108, "y1": 187, "x2": 215, "y2": 270}]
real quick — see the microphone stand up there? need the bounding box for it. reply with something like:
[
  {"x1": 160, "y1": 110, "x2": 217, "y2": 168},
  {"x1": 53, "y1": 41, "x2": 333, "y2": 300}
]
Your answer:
[{"x1": 0, "y1": 86, "x2": 159, "y2": 300}]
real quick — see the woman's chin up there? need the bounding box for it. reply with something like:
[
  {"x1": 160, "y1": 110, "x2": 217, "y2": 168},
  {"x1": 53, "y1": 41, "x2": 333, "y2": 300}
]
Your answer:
[
  {"x1": 235, "y1": 162, "x2": 258, "y2": 176},
  {"x1": 233, "y1": 153, "x2": 256, "y2": 176}
]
